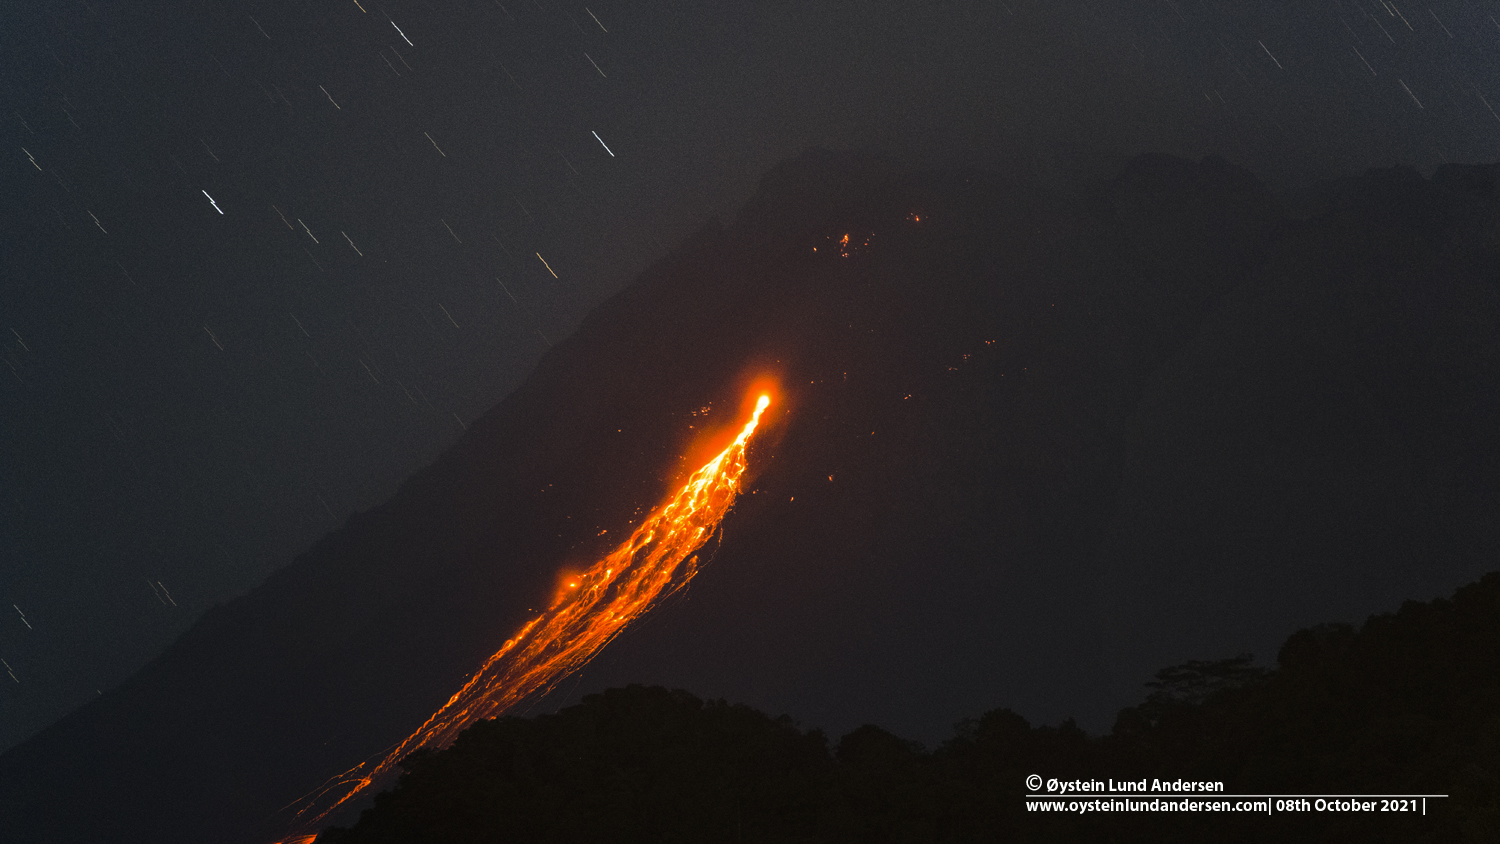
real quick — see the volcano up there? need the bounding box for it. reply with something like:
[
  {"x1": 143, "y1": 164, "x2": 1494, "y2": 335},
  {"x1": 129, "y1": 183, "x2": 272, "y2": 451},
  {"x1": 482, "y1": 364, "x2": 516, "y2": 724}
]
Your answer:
[{"x1": 2, "y1": 149, "x2": 1498, "y2": 844}]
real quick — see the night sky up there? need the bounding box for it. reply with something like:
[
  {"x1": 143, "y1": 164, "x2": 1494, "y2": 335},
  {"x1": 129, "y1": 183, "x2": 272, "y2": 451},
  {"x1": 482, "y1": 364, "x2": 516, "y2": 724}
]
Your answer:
[{"x1": 4, "y1": 0, "x2": 1500, "y2": 753}]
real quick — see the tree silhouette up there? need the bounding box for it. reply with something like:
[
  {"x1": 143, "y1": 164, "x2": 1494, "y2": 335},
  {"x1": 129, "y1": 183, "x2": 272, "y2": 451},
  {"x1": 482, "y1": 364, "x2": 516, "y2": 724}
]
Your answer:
[{"x1": 320, "y1": 573, "x2": 1500, "y2": 843}]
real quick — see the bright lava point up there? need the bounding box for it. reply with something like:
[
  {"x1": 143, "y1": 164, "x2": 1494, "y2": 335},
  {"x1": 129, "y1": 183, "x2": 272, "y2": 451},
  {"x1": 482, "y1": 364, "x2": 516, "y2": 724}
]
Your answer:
[{"x1": 283, "y1": 393, "x2": 773, "y2": 836}]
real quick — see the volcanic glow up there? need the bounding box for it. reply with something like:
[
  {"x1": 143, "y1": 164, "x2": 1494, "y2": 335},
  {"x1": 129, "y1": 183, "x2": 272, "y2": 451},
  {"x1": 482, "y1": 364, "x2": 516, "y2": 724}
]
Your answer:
[{"x1": 286, "y1": 392, "x2": 773, "y2": 834}]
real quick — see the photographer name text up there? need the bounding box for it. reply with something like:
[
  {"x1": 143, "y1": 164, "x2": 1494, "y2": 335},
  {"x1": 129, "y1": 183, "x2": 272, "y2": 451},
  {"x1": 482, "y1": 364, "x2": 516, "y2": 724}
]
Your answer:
[{"x1": 1042, "y1": 778, "x2": 1224, "y2": 795}]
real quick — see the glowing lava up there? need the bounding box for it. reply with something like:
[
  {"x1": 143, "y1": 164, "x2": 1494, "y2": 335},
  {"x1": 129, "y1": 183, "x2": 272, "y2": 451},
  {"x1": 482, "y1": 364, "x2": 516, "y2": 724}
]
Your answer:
[{"x1": 286, "y1": 393, "x2": 772, "y2": 835}]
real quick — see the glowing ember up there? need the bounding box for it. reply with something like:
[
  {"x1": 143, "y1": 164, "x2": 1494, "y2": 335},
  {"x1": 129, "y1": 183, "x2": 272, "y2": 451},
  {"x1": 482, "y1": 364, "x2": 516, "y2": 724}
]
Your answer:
[{"x1": 282, "y1": 393, "x2": 772, "y2": 837}]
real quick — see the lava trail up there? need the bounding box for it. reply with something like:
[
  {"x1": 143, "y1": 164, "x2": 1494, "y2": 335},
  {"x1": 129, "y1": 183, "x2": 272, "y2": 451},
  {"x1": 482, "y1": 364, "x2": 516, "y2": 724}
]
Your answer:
[{"x1": 284, "y1": 393, "x2": 773, "y2": 835}]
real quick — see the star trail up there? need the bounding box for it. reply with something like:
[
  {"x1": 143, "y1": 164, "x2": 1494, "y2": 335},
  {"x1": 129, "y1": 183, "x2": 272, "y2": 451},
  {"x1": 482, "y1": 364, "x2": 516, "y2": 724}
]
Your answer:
[{"x1": 4, "y1": 0, "x2": 1500, "y2": 758}]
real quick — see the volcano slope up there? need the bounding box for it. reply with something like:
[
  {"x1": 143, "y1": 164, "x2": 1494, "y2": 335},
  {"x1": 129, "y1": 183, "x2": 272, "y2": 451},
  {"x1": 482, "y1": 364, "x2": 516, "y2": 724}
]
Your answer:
[
  {"x1": 1, "y1": 149, "x2": 1497, "y2": 844},
  {"x1": 311, "y1": 572, "x2": 1500, "y2": 844}
]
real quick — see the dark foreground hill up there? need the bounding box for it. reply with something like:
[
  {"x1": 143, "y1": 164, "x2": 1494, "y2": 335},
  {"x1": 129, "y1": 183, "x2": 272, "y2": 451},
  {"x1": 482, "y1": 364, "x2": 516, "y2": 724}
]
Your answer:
[
  {"x1": 2, "y1": 148, "x2": 1498, "y2": 844},
  {"x1": 316, "y1": 572, "x2": 1500, "y2": 843}
]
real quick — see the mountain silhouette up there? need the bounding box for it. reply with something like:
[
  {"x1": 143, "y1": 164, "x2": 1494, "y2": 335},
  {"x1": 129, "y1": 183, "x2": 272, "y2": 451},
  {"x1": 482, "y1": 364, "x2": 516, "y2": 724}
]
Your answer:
[
  {"x1": 313, "y1": 571, "x2": 1500, "y2": 843},
  {"x1": 2, "y1": 148, "x2": 1497, "y2": 844}
]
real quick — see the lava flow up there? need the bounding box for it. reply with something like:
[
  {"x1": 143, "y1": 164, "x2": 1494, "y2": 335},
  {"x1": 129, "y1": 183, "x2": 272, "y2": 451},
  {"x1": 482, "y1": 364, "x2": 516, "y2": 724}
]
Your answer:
[{"x1": 284, "y1": 392, "x2": 773, "y2": 837}]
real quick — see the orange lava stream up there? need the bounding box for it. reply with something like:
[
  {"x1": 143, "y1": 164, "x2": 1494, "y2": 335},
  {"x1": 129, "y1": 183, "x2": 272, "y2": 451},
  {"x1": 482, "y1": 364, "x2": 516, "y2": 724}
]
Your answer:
[{"x1": 286, "y1": 394, "x2": 771, "y2": 836}]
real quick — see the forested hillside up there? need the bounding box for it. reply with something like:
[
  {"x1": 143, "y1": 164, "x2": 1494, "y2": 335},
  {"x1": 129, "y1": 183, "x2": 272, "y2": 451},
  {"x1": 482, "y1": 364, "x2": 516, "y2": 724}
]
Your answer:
[{"x1": 319, "y1": 572, "x2": 1500, "y2": 843}]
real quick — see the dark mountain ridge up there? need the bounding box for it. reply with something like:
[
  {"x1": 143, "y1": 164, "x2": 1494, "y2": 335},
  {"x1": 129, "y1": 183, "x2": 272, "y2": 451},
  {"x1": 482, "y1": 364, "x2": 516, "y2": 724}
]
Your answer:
[
  {"x1": 314, "y1": 570, "x2": 1500, "y2": 843},
  {"x1": 2, "y1": 148, "x2": 1497, "y2": 844}
]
